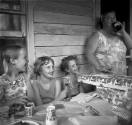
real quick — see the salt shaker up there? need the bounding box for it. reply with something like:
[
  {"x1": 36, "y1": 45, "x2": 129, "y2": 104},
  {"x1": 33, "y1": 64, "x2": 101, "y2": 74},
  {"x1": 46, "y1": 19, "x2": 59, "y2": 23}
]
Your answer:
[{"x1": 45, "y1": 104, "x2": 57, "y2": 125}]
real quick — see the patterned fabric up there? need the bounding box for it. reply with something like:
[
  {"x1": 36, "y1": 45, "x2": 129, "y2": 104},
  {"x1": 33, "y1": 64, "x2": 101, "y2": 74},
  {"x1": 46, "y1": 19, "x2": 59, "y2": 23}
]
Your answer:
[
  {"x1": 0, "y1": 74, "x2": 27, "y2": 104},
  {"x1": 95, "y1": 31, "x2": 127, "y2": 75}
]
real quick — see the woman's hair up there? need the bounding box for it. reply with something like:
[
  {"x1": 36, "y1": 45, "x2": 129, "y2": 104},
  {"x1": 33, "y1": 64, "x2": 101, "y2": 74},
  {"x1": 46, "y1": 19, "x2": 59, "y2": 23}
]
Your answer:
[
  {"x1": 2, "y1": 44, "x2": 25, "y2": 64},
  {"x1": 96, "y1": 9, "x2": 116, "y2": 29},
  {"x1": 60, "y1": 55, "x2": 78, "y2": 75},
  {"x1": 34, "y1": 56, "x2": 54, "y2": 76}
]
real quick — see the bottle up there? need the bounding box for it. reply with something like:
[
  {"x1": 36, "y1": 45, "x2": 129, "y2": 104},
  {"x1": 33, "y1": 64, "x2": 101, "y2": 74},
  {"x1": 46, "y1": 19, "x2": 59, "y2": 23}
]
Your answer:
[
  {"x1": 25, "y1": 102, "x2": 35, "y2": 117},
  {"x1": 112, "y1": 21, "x2": 122, "y2": 32},
  {"x1": 46, "y1": 104, "x2": 57, "y2": 125},
  {"x1": 64, "y1": 77, "x2": 71, "y2": 99}
]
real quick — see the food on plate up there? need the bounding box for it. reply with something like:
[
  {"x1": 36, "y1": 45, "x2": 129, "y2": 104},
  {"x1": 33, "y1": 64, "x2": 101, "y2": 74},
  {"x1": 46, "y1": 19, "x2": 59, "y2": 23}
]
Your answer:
[
  {"x1": 78, "y1": 74, "x2": 132, "y2": 90},
  {"x1": 10, "y1": 120, "x2": 39, "y2": 125}
]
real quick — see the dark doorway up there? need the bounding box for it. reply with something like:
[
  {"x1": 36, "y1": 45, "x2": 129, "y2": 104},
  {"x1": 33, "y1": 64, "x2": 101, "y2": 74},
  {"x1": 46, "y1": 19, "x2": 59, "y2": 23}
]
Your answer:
[{"x1": 101, "y1": 0, "x2": 130, "y2": 33}]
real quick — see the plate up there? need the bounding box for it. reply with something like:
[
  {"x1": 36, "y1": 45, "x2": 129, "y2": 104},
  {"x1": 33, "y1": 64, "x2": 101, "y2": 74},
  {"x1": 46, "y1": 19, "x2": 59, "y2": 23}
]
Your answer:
[{"x1": 10, "y1": 120, "x2": 40, "y2": 125}]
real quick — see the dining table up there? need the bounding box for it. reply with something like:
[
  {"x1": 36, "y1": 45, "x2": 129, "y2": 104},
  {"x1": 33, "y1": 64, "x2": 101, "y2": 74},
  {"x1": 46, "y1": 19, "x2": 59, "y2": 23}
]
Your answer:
[{"x1": 1, "y1": 91, "x2": 125, "y2": 125}]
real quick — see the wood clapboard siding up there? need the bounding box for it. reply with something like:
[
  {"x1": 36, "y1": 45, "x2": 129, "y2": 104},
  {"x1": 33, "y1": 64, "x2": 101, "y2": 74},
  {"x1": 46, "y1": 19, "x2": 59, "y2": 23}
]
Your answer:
[
  {"x1": 34, "y1": 23, "x2": 93, "y2": 35},
  {"x1": 51, "y1": 54, "x2": 86, "y2": 68},
  {"x1": 34, "y1": 11, "x2": 93, "y2": 25},
  {"x1": 35, "y1": 46, "x2": 83, "y2": 57},
  {"x1": 29, "y1": 0, "x2": 100, "y2": 77},
  {"x1": 34, "y1": 35, "x2": 87, "y2": 46},
  {"x1": 34, "y1": 1, "x2": 93, "y2": 16}
]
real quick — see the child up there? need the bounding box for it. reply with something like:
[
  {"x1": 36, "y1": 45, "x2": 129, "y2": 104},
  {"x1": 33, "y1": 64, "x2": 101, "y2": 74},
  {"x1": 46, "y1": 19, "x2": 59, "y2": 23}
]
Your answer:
[
  {"x1": 32, "y1": 56, "x2": 67, "y2": 106},
  {"x1": 0, "y1": 45, "x2": 34, "y2": 107},
  {"x1": 60, "y1": 55, "x2": 83, "y2": 97},
  {"x1": 60, "y1": 55, "x2": 96, "y2": 96}
]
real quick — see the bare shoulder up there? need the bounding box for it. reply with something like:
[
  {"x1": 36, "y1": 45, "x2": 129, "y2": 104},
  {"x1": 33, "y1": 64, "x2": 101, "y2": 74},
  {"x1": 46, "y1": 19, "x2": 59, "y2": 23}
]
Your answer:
[
  {"x1": 88, "y1": 31, "x2": 100, "y2": 42},
  {"x1": 85, "y1": 31, "x2": 100, "y2": 48}
]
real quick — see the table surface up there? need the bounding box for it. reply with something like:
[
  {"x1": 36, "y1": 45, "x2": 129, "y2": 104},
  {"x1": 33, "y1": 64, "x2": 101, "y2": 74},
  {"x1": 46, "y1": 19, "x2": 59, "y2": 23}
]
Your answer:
[{"x1": 1, "y1": 93, "x2": 120, "y2": 125}]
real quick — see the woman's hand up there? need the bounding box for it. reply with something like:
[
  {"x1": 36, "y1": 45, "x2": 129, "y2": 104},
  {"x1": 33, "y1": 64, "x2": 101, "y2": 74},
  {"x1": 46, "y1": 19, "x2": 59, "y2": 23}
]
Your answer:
[{"x1": 61, "y1": 87, "x2": 68, "y2": 98}]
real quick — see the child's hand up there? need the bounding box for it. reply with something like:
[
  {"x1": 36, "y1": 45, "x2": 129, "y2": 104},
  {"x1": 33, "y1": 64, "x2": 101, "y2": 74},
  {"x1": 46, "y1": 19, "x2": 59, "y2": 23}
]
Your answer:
[
  {"x1": 9, "y1": 96, "x2": 28, "y2": 106},
  {"x1": 61, "y1": 88, "x2": 68, "y2": 98}
]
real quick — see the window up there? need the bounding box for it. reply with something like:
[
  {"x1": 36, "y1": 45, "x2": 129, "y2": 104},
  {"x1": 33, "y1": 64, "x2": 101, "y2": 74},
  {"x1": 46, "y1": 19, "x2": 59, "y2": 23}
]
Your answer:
[{"x1": 0, "y1": 0, "x2": 26, "y2": 37}]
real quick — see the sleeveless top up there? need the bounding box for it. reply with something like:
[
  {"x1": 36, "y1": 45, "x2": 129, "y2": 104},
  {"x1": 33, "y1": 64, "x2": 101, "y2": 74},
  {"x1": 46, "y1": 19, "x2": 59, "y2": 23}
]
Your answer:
[
  {"x1": 95, "y1": 31, "x2": 127, "y2": 75},
  {"x1": 35, "y1": 78, "x2": 56, "y2": 104}
]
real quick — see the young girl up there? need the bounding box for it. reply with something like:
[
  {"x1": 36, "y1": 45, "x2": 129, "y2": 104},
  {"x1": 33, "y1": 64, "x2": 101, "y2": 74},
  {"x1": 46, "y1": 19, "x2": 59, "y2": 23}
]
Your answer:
[
  {"x1": 60, "y1": 55, "x2": 83, "y2": 97},
  {"x1": 0, "y1": 45, "x2": 34, "y2": 107},
  {"x1": 32, "y1": 56, "x2": 67, "y2": 106}
]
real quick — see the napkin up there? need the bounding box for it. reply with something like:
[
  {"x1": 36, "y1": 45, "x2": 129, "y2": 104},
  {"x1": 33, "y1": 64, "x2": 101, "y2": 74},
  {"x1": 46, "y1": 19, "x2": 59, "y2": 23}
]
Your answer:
[{"x1": 69, "y1": 116, "x2": 118, "y2": 125}]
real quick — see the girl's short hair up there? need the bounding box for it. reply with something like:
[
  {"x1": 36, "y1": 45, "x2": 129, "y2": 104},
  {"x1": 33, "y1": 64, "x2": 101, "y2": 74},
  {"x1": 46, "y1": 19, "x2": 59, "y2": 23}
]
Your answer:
[
  {"x1": 2, "y1": 44, "x2": 25, "y2": 64},
  {"x1": 60, "y1": 55, "x2": 78, "y2": 74},
  {"x1": 34, "y1": 56, "x2": 54, "y2": 76}
]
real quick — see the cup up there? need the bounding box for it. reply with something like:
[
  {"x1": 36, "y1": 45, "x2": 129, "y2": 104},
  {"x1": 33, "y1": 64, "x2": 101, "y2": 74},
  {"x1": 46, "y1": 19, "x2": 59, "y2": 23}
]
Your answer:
[{"x1": 24, "y1": 102, "x2": 34, "y2": 117}]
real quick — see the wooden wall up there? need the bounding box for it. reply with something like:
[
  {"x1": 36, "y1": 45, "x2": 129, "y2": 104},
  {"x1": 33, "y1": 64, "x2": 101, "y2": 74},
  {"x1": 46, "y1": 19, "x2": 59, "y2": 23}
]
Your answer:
[{"x1": 27, "y1": 0, "x2": 100, "y2": 77}]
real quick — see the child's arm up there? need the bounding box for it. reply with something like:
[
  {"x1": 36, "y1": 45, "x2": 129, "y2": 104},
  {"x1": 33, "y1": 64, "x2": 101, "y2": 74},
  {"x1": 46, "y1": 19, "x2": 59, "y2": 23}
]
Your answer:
[
  {"x1": 79, "y1": 83, "x2": 84, "y2": 93},
  {"x1": 26, "y1": 80, "x2": 35, "y2": 102},
  {"x1": 31, "y1": 81, "x2": 43, "y2": 106},
  {"x1": 54, "y1": 79, "x2": 67, "y2": 101}
]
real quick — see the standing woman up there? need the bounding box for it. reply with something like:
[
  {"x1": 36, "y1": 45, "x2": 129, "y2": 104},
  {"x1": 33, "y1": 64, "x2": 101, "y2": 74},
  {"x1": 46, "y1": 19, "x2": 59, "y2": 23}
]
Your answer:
[{"x1": 85, "y1": 9, "x2": 132, "y2": 75}]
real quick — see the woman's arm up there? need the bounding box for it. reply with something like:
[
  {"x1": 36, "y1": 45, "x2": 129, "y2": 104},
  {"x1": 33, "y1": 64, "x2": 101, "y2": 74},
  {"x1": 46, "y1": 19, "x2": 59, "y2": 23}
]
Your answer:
[
  {"x1": 122, "y1": 30, "x2": 132, "y2": 49},
  {"x1": 54, "y1": 79, "x2": 67, "y2": 101},
  {"x1": 85, "y1": 32, "x2": 104, "y2": 72},
  {"x1": 118, "y1": 24, "x2": 132, "y2": 49}
]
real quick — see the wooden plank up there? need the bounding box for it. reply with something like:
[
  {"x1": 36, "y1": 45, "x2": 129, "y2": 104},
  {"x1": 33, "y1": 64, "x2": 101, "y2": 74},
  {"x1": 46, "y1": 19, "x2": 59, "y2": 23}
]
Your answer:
[
  {"x1": 34, "y1": 54, "x2": 87, "y2": 68},
  {"x1": 35, "y1": 46, "x2": 84, "y2": 57},
  {"x1": 52, "y1": 54, "x2": 86, "y2": 67},
  {"x1": 20, "y1": 0, "x2": 26, "y2": 36},
  {"x1": 0, "y1": 31, "x2": 22, "y2": 37},
  {"x1": 34, "y1": 34, "x2": 88, "y2": 46},
  {"x1": 34, "y1": 0, "x2": 92, "y2": 16},
  {"x1": 34, "y1": 54, "x2": 83, "y2": 67},
  {"x1": 50, "y1": 0, "x2": 93, "y2": 7},
  {"x1": 130, "y1": 0, "x2": 132, "y2": 38},
  {"x1": 0, "y1": 9, "x2": 25, "y2": 15},
  {"x1": 95, "y1": 0, "x2": 101, "y2": 18},
  {"x1": 34, "y1": 23, "x2": 93, "y2": 35},
  {"x1": 34, "y1": 11, "x2": 93, "y2": 25},
  {"x1": 92, "y1": 0, "x2": 101, "y2": 28},
  {"x1": 26, "y1": 1, "x2": 36, "y2": 65}
]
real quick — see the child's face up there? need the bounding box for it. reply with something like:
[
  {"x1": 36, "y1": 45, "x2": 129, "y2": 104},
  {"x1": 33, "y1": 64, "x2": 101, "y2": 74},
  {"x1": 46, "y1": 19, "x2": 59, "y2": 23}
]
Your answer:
[
  {"x1": 67, "y1": 59, "x2": 79, "y2": 74},
  {"x1": 15, "y1": 48, "x2": 27, "y2": 72},
  {"x1": 41, "y1": 60, "x2": 54, "y2": 79}
]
